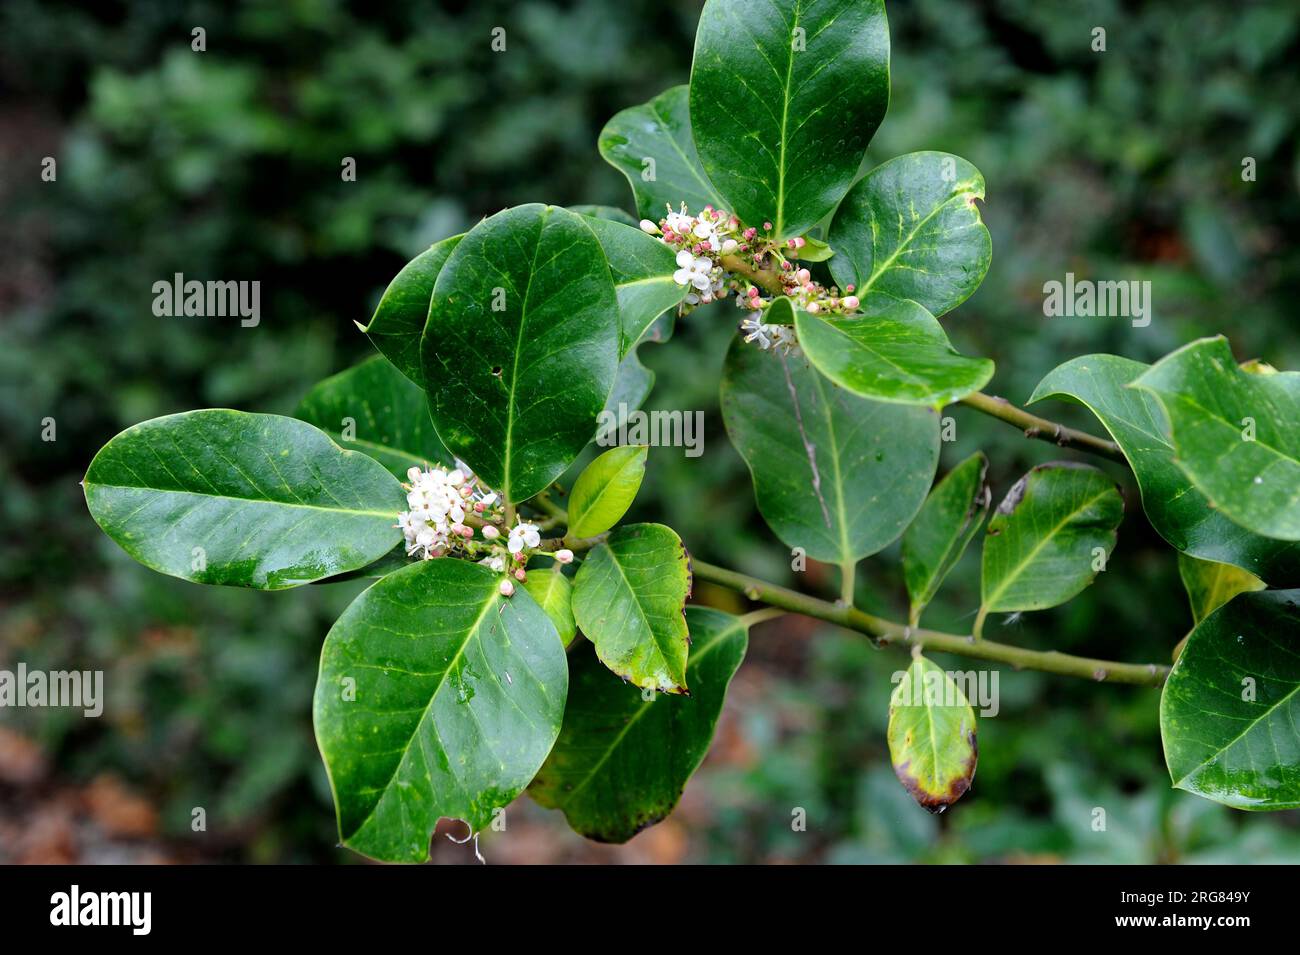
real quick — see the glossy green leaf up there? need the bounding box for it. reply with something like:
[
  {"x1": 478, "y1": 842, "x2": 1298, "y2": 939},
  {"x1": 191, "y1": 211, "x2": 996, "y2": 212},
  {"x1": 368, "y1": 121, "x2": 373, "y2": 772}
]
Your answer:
[
  {"x1": 530, "y1": 607, "x2": 746, "y2": 842},
  {"x1": 524, "y1": 566, "x2": 577, "y2": 649},
  {"x1": 580, "y1": 214, "x2": 685, "y2": 354},
  {"x1": 572, "y1": 523, "x2": 692, "y2": 694},
  {"x1": 567, "y1": 445, "x2": 649, "y2": 538},
  {"x1": 887, "y1": 655, "x2": 978, "y2": 812},
  {"x1": 979, "y1": 463, "x2": 1124, "y2": 619},
  {"x1": 794, "y1": 234, "x2": 835, "y2": 262},
  {"x1": 1161, "y1": 589, "x2": 1300, "y2": 810},
  {"x1": 720, "y1": 334, "x2": 940, "y2": 563},
  {"x1": 1177, "y1": 553, "x2": 1265, "y2": 628},
  {"x1": 312, "y1": 544, "x2": 410, "y2": 585},
  {"x1": 828, "y1": 152, "x2": 991, "y2": 316},
  {"x1": 295, "y1": 355, "x2": 450, "y2": 479},
  {"x1": 313, "y1": 559, "x2": 568, "y2": 862},
  {"x1": 902, "y1": 452, "x2": 991, "y2": 627},
  {"x1": 1031, "y1": 353, "x2": 1300, "y2": 586},
  {"x1": 598, "y1": 85, "x2": 723, "y2": 221},
  {"x1": 569, "y1": 204, "x2": 638, "y2": 226},
  {"x1": 84, "y1": 410, "x2": 403, "y2": 590},
  {"x1": 1134, "y1": 337, "x2": 1300, "y2": 541},
  {"x1": 421, "y1": 203, "x2": 620, "y2": 503},
  {"x1": 793, "y1": 294, "x2": 994, "y2": 406},
  {"x1": 597, "y1": 351, "x2": 656, "y2": 446},
  {"x1": 690, "y1": 0, "x2": 889, "y2": 238},
  {"x1": 360, "y1": 234, "x2": 463, "y2": 386}
]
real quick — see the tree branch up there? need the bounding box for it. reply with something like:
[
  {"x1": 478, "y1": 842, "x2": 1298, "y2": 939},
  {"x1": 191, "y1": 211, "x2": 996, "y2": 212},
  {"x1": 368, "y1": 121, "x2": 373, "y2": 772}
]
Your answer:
[
  {"x1": 690, "y1": 558, "x2": 1168, "y2": 687},
  {"x1": 958, "y1": 391, "x2": 1126, "y2": 463}
]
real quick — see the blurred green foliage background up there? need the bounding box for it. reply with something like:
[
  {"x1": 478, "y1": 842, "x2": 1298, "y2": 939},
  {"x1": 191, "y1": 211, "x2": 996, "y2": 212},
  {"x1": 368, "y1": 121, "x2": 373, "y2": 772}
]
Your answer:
[{"x1": 2, "y1": 0, "x2": 1299, "y2": 863}]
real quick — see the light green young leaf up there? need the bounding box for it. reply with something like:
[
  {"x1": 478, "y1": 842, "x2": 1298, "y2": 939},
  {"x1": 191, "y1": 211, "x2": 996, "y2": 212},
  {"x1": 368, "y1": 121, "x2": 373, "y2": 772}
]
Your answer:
[
  {"x1": 360, "y1": 234, "x2": 463, "y2": 386},
  {"x1": 295, "y1": 355, "x2": 451, "y2": 479},
  {"x1": 979, "y1": 463, "x2": 1124, "y2": 626},
  {"x1": 83, "y1": 410, "x2": 404, "y2": 590},
  {"x1": 524, "y1": 566, "x2": 577, "y2": 648},
  {"x1": 793, "y1": 294, "x2": 994, "y2": 406},
  {"x1": 421, "y1": 204, "x2": 620, "y2": 503},
  {"x1": 1161, "y1": 589, "x2": 1300, "y2": 810},
  {"x1": 598, "y1": 85, "x2": 723, "y2": 221},
  {"x1": 572, "y1": 523, "x2": 691, "y2": 694},
  {"x1": 1177, "y1": 553, "x2": 1265, "y2": 628},
  {"x1": 902, "y1": 452, "x2": 991, "y2": 627},
  {"x1": 887, "y1": 655, "x2": 978, "y2": 812},
  {"x1": 567, "y1": 445, "x2": 649, "y2": 538},
  {"x1": 313, "y1": 559, "x2": 568, "y2": 863},
  {"x1": 1133, "y1": 336, "x2": 1300, "y2": 541},
  {"x1": 828, "y1": 152, "x2": 991, "y2": 316},
  {"x1": 721, "y1": 334, "x2": 940, "y2": 563},
  {"x1": 530, "y1": 607, "x2": 747, "y2": 842},
  {"x1": 579, "y1": 214, "x2": 686, "y2": 354},
  {"x1": 794, "y1": 235, "x2": 835, "y2": 262},
  {"x1": 1031, "y1": 353, "x2": 1300, "y2": 586},
  {"x1": 690, "y1": 0, "x2": 889, "y2": 239}
]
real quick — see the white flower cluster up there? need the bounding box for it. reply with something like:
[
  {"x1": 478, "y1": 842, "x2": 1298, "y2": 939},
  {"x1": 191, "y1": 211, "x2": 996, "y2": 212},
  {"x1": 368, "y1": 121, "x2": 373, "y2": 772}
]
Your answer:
[
  {"x1": 642, "y1": 204, "x2": 740, "y2": 308},
  {"x1": 739, "y1": 315, "x2": 797, "y2": 352},
  {"x1": 397, "y1": 463, "x2": 496, "y2": 560}
]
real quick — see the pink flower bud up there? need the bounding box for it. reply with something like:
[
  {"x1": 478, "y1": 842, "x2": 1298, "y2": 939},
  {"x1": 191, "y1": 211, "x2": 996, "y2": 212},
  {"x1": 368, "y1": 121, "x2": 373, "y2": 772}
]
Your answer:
[
  {"x1": 845, "y1": 284, "x2": 856, "y2": 293},
  {"x1": 794, "y1": 236, "x2": 807, "y2": 248},
  {"x1": 481, "y1": 525, "x2": 500, "y2": 540},
  {"x1": 763, "y1": 222, "x2": 773, "y2": 231},
  {"x1": 639, "y1": 219, "x2": 660, "y2": 235},
  {"x1": 748, "y1": 286, "x2": 760, "y2": 298},
  {"x1": 796, "y1": 268, "x2": 811, "y2": 283},
  {"x1": 555, "y1": 549, "x2": 575, "y2": 564},
  {"x1": 499, "y1": 579, "x2": 515, "y2": 597},
  {"x1": 843, "y1": 295, "x2": 860, "y2": 310},
  {"x1": 514, "y1": 568, "x2": 527, "y2": 581},
  {"x1": 807, "y1": 302, "x2": 821, "y2": 314}
]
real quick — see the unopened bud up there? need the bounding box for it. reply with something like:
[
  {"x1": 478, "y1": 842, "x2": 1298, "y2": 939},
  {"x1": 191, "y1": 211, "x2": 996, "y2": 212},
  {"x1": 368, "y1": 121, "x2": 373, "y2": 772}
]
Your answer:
[
  {"x1": 721, "y1": 238, "x2": 738, "y2": 254},
  {"x1": 639, "y1": 219, "x2": 660, "y2": 235},
  {"x1": 806, "y1": 302, "x2": 821, "y2": 314},
  {"x1": 514, "y1": 568, "x2": 527, "y2": 581},
  {"x1": 843, "y1": 295, "x2": 860, "y2": 310},
  {"x1": 796, "y1": 268, "x2": 811, "y2": 283},
  {"x1": 499, "y1": 579, "x2": 515, "y2": 597},
  {"x1": 481, "y1": 524, "x2": 500, "y2": 539},
  {"x1": 555, "y1": 549, "x2": 575, "y2": 564}
]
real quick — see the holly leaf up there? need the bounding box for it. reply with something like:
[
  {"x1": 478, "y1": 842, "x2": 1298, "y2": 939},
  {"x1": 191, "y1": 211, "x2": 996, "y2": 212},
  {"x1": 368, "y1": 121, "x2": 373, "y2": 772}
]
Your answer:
[
  {"x1": 569, "y1": 204, "x2": 638, "y2": 226},
  {"x1": 721, "y1": 334, "x2": 940, "y2": 564},
  {"x1": 1161, "y1": 589, "x2": 1300, "y2": 810},
  {"x1": 597, "y1": 351, "x2": 656, "y2": 446},
  {"x1": 793, "y1": 294, "x2": 994, "y2": 406},
  {"x1": 979, "y1": 463, "x2": 1124, "y2": 621},
  {"x1": 524, "y1": 567, "x2": 577, "y2": 649},
  {"x1": 83, "y1": 410, "x2": 404, "y2": 590},
  {"x1": 572, "y1": 523, "x2": 692, "y2": 694},
  {"x1": 888, "y1": 655, "x2": 978, "y2": 812},
  {"x1": 690, "y1": 0, "x2": 889, "y2": 238},
  {"x1": 580, "y1": 214, "x2": 686, "y2": 354},
  {"x1": 295, "y1": 355, "x2": 451, "y2": 479},
  {"x1": 1031, "y1": 353, "x2": 1300, "y2": 586},
  {"x1": 567, "y1": 445, "x2": 648, "y2": 538},
  {"x1": 421, "y1": 204, "x2": 620, "y2": 504},
  {"x1": 313, "y1": 559, "x2": 568, "y2": 862},
  {"x1": 598, "y1": 85, "x2": 723, "y2": 221},
  {"x1": 1177, "y1": 553, "x2": 1265, "y2": 628},
  {"x1": 530, "y1": 607, "x2": 746, "y2": 842},
  {"x1": 1133, "y1": 336, "x2": 1300, "y2": 541},
  {"x1": 902, "y1": 452, "x2": 991, "y2": 627},
  {"x1": 360, "y1": 234, "x2": 463, "y2": 386},
  {"x1": 828, "y1": 152, "x2": 991, "y2": 316}
]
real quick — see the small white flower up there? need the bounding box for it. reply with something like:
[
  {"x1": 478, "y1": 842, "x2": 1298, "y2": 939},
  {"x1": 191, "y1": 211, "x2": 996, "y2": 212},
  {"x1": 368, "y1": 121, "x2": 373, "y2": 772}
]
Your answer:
[{"x1": 507, "y1": 520, "x2": 541, "y2": 555}]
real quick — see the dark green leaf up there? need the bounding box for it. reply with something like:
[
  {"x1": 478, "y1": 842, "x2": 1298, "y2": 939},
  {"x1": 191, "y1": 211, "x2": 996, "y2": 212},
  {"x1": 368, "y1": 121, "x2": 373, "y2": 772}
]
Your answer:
[
  {"x1": 530, "y1": 606, "x2": 747, "y2": 842},
  {"x1": 567, "y1": 445, "x2": 648, "y2": 538},
  {"x1": 979, "y1": 463, "x2": 1124, "y2": 624},
  {"x1": 572, "y1": 523, "x2": 692, "y2": 694},
  {"x1": 887, "y1": 654, "x2": 978, "y2": 812},
  {"x1": 84, "y1": 410, "x2": 403, "y2": 590},
  {"x1": 421, "y1": 204, "x2": 620, "y2": 503},
  {"x1": 793, "y1": 294, "x2": 994, "y2": 406},
  {"x1": 1161, "y1": 589, "x2": 1300, "y2": 810},
  {"x1": 597, "y1": 351, "x2": 656, "y2": 446},
  {"x1": 569, "y1": 204, "x2": 638, "y2": 226},
  {"x1": 828, "y1": 152, "x2": 991, "y2": 316},
  {"x1": 690, "y1": 0, "x2": 889, "y2": 238},
  {"x1": 295, "y1": 355, "x2": 451, "y2": 479},
  {"x1": 1031, "y1": 353, "x2": 1300, "y2": 586},
  {"x1": 720, "y1": 335, "x2": 940, "y2": 563},
  {"x1": 902, "y1": 452, "x2": 991, "y2": 627},
  {"x1": 360, "y1": 234, "x2": 462, "y2": 386},
  {"x1": 598, "y1": 85, "x2": 723, "y2": 221},
  {"x1": 313, "y1": 559, "x2": 568, "y2": 862},
  {"x1": 580, "y1": 214, "x2": 685, "y2": 354},
  {"x1": 1134, "y1": 337, "x2": 1300, "y2": 541}
]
